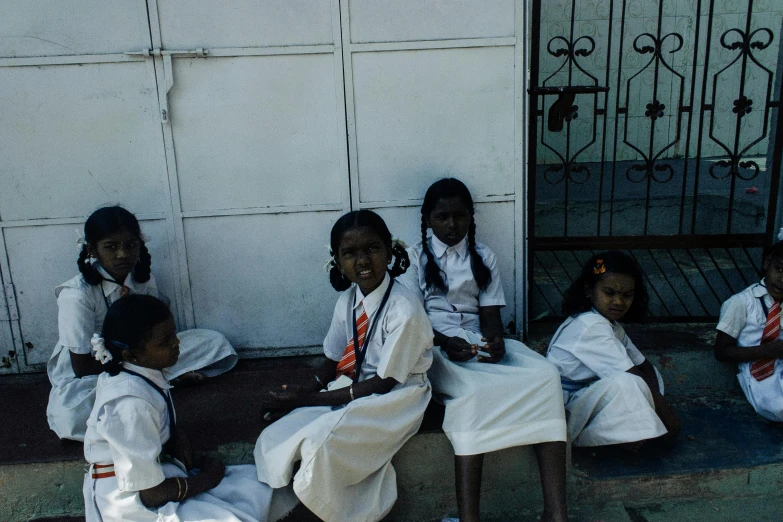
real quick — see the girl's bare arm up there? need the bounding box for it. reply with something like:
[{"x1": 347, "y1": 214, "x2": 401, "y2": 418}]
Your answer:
[
  {"x1": 714, "y1": 331, "x2": 783, "y2": 363},
  {"x1": 70, "y1": 351, "x2": 104, "y2": 377}
]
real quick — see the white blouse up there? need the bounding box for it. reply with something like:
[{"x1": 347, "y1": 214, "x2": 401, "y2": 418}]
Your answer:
[
  {"x1": 546, "y1": 310, "x2": 645, "y2": 383},
  {"x1": 399, "y1": 235, "x2": 505, "y2": 337},
  {"x1": 323, "y1": 273, "x2": 433, "y2": 383},
  {"x1": 83, "y1": 363, "x2": 174, "y2": 492}
]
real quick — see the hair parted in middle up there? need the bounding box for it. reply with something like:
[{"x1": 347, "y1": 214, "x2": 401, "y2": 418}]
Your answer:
[
  {"x1": 561, "y1": 250, "x2": 649, "y2": 322},
  {"x1": 420, "y1": 177, "x2": 491, "y2": 292},
  {"x1": 328, "y1": 209, "x2": 410, "y2": 291},
  {"x1": 99, "y1": 294, "x2": 172, "y2": 375}
]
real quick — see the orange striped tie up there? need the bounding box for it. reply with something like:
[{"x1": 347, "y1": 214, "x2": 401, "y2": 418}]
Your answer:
[
  {"x1": 336, "y1": 303, "x2": 368, "y2": 379},
  {"x1": 750, "y1": 301, "x2": 781, "y2": 382}
]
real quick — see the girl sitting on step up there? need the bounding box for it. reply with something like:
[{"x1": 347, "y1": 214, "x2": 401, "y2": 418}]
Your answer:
[
  {"x1": 546, "y1": 251, "x2": 680, "y2": 450},
  {"x1": 83, "y1": 294, "x2": 296, "y2": 522}
]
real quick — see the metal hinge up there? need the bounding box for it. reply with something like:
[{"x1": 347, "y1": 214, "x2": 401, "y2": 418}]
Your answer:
[{"x1": 126, "y1": 48, "x2": 210, "y2": 123}]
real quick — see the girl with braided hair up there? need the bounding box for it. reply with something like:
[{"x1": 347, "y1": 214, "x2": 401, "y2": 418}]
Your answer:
[
  {"x1": 398, "y1": 178, "x2": 568, "y2": 522},
  {"x1": 254, "y1": 210, "x2": 433, "y2": 522},
  {"x1": 46, "y1": 206, "x2": 237, "y2": 441}
]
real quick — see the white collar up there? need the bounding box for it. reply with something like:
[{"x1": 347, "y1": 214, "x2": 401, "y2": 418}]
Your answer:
[
  {"x1": 752, "y1": 279, "x2": 773, "y2": 300},
  {"x1": 122, "y1": 362, "x2": 172, "y2": 390},
  {"x1": 430, "y1": 234, "x2": 469, "y2": 260},
  {"x1": 353, "y1": 272, "x2": 391, "y2": 316},
  {"x1": 97, "y1": 265, "x2": 134, "y2": 294}
]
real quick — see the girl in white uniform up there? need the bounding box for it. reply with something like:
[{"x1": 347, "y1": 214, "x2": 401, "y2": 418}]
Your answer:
[
  {"x1": 715, "y1": 242, "x2": 783, "y2": 421},
  {"x1": 254, "y1": 210, "x2": 433, "y2": 522},
  {"x1": 83, "y1": 294, "x2": 296, "y2": 522},
  {"x1": 398, "y1": 178, "x2": 568, "y2": 522},
  {"x1": 47, "y1": 206, "x2": 237, "y2": 441},
  {"x1": 546, "y1": 251, "x2": 680, "y2": 449}
]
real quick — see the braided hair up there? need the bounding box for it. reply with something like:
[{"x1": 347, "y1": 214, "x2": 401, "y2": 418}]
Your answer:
[
  {"x1": 328, "y1": 210, "x2": 410, "y2": 291},
  {"x1": 100, "y1": 294, "x2": 172, "y2": 375},
  {"x1": 561, "y1": 251, "x2": 649, "y2": 322},
  {"x1": 78, "y1": 206, "x2": 152, "y2": 285},
  {"x1": 420, "y1": 178, "x2": 491, "y2": 292}
]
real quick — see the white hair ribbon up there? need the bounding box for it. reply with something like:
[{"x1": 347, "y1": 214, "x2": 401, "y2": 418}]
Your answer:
[
  {"x1": 91, "y1": 333, "x2": 113, "y2": 364},
  {"x1": 391, "y1": 238, "x2": 408, "y2": 250},
  {"x1": 323, "y1": 243, "x2": 336, "y2": 273}
]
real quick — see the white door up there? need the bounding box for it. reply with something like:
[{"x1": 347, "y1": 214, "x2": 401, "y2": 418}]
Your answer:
[
  {"x1": 0, "y1": 1, "x2": 177, "y2": 371},
  {"x1": 340, "y1": 0, "x2": 527, "y2": 332},
  {"x1": 147, "y1": 0, "x2": 351, "y2": 356}
]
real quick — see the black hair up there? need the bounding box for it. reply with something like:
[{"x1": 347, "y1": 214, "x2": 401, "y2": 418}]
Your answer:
[
  {"x1": 561, "y1": 250, "x2": 649, "y2": 322},
  {"x1": 100, "y1": 294, "x2": 172, "y2": 375},
  {"x1": 327, "y1": 210, "x2": 409, "y2": 291},
  {"x1": 762, "y1": 241, "x2": 783, "y2": 271},
  {"x1": 77, "y1": 206, "x2": 152, "y2": 285},
  {"x1": 420, "y1": 178, "x2": 491, "y2": 292}
]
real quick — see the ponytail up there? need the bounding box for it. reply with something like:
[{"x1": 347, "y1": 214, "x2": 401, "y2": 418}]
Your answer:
[
  {"x1": 77, "y1": 245, "x2": 103, "y2": 285},
  {"x1": 421, "y1": 215, "x2": 446, "y2": 292}
]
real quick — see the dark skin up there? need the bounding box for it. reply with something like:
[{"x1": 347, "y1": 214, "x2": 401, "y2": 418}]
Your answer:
[
  {"x1": 588, "y1": 273, "x2": 681, "y2": 446},
  {"x1": 115, "y1": 319, "x2": 225, "y2": 508},
  {"x1": 262, "y1": 227, "x2": 400, "y2": 413},
  {"x1": 434, "y1": 306, "x2": 567, "y2": 522},
  {"x1": 715, "y1": 253, "x2": 783, "y2": 364},
  {"x1": 427, "y1": 196, "x2": 567, "y2": 522}
]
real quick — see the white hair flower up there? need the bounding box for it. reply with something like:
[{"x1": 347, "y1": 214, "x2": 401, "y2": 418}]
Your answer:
[
  {"x1": 324, "y1": 243, "x2": 337, "y2": 273},
  {"x1": 91, "y1": 334, "x2": 113, "y2": 364},
  {"x1": 392, "y1": 238, "x2": 408, "y2": 250}
]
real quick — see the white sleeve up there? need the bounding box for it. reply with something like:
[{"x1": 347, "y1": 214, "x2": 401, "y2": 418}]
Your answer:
[
  {"x1": 97, "y1": 397, "x2": 166, "y2": 492},
  {"x1": 57, "y1": 287, "x2": 96, "y2": 355},
  {"x1": 478, "y1": 248, "x2": 506, "y2": 307},
  {"x1": 570, "y1": 322, "x2": 636, "y2": 378},
  {"x1": 323, "y1": 296, "x2": 349, "y2": 362},
  {"x1": 375, "y1": 299, "x2": 434, "y2": 382},
  {"x1": 716, "y1": 293, "x2": 747, "y2": 339},
  {"x1": 396, "y1": 248, "x2": 424, "y2": 304}
]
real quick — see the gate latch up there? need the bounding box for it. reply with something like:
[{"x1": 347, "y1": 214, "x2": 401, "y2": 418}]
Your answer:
[{"x1": 528, "y1": 85, "x2": 609, "y2": 132}]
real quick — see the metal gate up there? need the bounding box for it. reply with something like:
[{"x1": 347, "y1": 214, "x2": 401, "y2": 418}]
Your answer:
[{"x1": 528, "y1": 0, "x2": 783, "y2": 320}]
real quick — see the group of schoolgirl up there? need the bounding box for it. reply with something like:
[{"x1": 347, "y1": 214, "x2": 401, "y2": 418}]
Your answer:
[{"x1": 43, "y1": 176, "x2": 779, "y2": 522}]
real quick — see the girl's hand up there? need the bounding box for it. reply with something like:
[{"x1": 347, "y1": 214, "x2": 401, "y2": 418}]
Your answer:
[
  {"x1": 173, "y1": 432, "x2": 194, "y2": 471},
  {"x1": 200, "y1": 456, "x2": 225, "y2": 490},
  {"x1": 443, "y1": 336, "x2": 479, "y2": 362},
  {"x1": 478, "y1": 336, "x2": 505, "y2": 364}
]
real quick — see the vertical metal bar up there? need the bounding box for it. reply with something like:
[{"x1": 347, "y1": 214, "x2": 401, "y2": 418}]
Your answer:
[
  {"x1": 609, "y1": 0, "x2": 629, "y2": 235},
  {"x1": 679, "y1": 0, "x2": 704, "y2": 234},
  {"x1": 596, "y1": 0, "x2": 615, "y2": 236},
  {"x1": 766, "y1": 36, "x2": 783, "y2": 243},
  {"x1": 691, "y1": 0, "x2": 716, "y2": 234},
  {"x1": 527, "y1": 0, "x2": 543, "y2": 326}
]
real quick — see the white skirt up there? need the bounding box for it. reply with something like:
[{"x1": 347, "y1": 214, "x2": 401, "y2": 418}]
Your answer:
[
  {"x1": 430, "y1": 332, "x2": 567, "y2": 455},
  {"x1": 83, "y1": 463, "x2": 297, "y2": 522},
  {"x1": 564, "y1": 371, "x2": 667, "y2": 446},
  {"x1": 737, "y1": 360, "x2": 783, "y2": 422},
  {"x1": 47, "y1": 329, "x2": 238, "y2": 441},
  {"x1": 254, "y1": 373, "x2": 431, "y2": 522}
]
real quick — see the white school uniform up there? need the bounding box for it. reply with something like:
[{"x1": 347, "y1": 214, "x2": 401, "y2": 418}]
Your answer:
[
  {"x1": 83, "y1": 363, "x2": 296, "y2": 522},
  {"x1": 254, "y1": 274, "x2": 433, "y2": 522},
  {"x1": 717, "y1": 279, "x2": 783, "y2": 421},
  {"x1": 399, "y1": 236, "x2": 567, "y2": 455},
  {"x1": 47, "y1": 269, "x2": 238, "y2": 441},
  {"x1": 546, "y1": 310, "x2": 667, "y2": 446}
]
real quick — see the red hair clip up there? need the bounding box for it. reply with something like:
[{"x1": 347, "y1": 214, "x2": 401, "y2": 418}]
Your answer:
[{"x1": 593, "y1": 259, "x2": 606, "y2": 275}]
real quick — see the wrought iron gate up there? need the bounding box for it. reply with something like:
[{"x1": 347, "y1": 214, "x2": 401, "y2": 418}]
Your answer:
[{"x1": 528, "y1": 0, "x2": 783, "y2": 320}]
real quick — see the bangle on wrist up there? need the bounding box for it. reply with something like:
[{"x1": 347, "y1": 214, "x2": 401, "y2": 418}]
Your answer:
[
  {"x1": 314, "y1": 374, "x2": 324, "y2": 388},
  {"x1": 349, "y1": 383, "x2": 355, "y2": 401},
  {"x1": 182, "y1": 477, "x2": 188, "y2": 500}
]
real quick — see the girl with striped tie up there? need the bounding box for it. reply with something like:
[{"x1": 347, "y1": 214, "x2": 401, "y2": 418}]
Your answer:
[
  {"x1": 83, "y1": 294, "x2": 295, "y2": 522},
  {"x1": 547, "y1": 251, "x2": 679, "y2": 450},
  {"x1": 716, "y1": 242, "x2": 783, "y2": 421},
  {"x1": 47, "y1": 206, "x2": 237, "y2": 441},
  {"x1": 254, "y1": 210, "x2": 433, "y2": 522}
]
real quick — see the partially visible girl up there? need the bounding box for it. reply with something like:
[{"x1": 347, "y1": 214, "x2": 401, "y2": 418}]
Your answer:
[
  {"x1": 47, "y1": 206, "x2": 237, "y2": 441},
  {"x1": 546, "y1": 251, "x2": 680, "y2": 449},
  {"x1": 254, "y1": 210, "x2": 433, "y2": 522},
  {"x1": 83, "y1": 294, "x2": 295, "y2": 522},
  {"x1": 399, "y1": 178, "x2": 568, "y2": 522}
]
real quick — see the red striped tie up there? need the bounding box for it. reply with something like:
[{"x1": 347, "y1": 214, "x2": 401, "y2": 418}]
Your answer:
[
  {"x1": 750, "y1": 301, "x2": 781, "y2": 382},
  {"x1": 336, "y1": 304, "x2": 368, "y2": 379}
]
